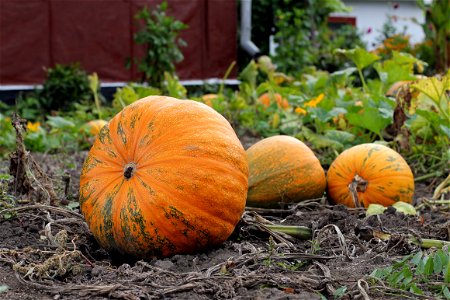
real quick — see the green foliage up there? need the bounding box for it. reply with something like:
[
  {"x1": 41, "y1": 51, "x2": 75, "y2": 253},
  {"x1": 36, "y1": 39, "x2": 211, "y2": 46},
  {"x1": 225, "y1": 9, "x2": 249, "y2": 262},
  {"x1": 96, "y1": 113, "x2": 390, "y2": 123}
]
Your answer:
[
  {"x1": 0, "y1": 172, "x2": 15, "y2": 219},
  {"x1": 416, "y1": 0, "x2": 450, "y2": 73},
  {"x1": 370, "y1": 249, "x2": 450, "y2": 299},
  {"x1": 132, "y1": 1, "x2": 187, "y2": 88},
  {"x1": 38, "y1": 64, "x2": 92, "y2": 112},
  {"x1": 0, "y1": 114, "x2": 16, "y2": 157},
  {"x1": 112, "y1": 83, "x2": 161, "y2": 109},
  {"x1": 88, "y1": 72, "x2": 103, "y2": 119},
  {"x1": 272, "y1": 0, "x2": 363, "y2": 74}
]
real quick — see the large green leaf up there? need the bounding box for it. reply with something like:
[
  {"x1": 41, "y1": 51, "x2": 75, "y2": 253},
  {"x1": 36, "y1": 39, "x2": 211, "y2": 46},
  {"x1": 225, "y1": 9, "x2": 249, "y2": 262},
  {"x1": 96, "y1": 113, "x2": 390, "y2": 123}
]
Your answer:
[
  {"x1": 335, "y1": 47, "x2": 380, "y2": 70},
  {"x1": 347, "y1": 107, "x2": 391, "y2": 134},
  {"x1": 46, "y1": 116, "x2": 75, "y2": 129},
  {"x1": 300, "y1": 127, "x2": 343, "y2": 149},
  {"x1": 411, "y1": 74, "x2": 450, "y2": 119}
]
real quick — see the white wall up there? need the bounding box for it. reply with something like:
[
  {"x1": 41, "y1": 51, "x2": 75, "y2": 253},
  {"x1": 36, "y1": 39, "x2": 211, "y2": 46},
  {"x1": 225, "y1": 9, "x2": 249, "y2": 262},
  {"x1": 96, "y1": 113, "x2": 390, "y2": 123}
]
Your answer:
[{"x1": 333, "y1": 1, "x2": 427, "y2": 50}]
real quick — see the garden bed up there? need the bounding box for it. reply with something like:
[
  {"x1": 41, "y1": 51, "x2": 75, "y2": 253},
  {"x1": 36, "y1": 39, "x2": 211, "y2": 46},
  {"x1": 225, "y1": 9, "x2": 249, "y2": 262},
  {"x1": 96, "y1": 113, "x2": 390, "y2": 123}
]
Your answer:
[{"x1": 0, "y1": 140, "x2": 448, "y2": 300}]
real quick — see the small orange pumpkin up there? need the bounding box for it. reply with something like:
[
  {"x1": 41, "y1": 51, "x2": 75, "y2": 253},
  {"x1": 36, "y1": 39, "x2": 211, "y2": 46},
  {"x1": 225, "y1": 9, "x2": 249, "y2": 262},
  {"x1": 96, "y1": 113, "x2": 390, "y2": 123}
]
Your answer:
[
  {"x1": 85, "y1": 119, "x2": 108, "y2": 136},
  {"x1": 258, "y1": 92, "x2": 289, "y2": 109},
  {"x1": 200, "y1": 93, "x2": 217, "y2": 107},
  {"x1": 327, "y1": 143, "x2": 414, "y2": 208},
  {"x1": 79, "y1": 96, "x2": 249, "y2": 258},
  {"x1": 246, "y1": 135, "x2": 326, "y2": 208}
]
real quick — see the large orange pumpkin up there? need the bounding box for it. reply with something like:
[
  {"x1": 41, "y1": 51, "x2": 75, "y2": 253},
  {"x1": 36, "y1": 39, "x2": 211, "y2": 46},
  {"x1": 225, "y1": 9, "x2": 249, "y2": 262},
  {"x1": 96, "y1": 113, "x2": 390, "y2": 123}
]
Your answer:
[
  {"x1": 79, "y1": 96, "x2": 249, "y2": 258},
  {"x1": 327, "y1": 143, "x2": 414, "y2": 208},
  {"x1": 246, "y1": 135, "x2": 326, "y2": 208}
]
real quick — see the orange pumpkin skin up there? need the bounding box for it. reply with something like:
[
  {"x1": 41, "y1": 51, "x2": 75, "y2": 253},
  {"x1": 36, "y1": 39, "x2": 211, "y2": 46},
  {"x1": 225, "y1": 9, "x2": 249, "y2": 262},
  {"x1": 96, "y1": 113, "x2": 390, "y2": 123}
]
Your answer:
[
  {"x1": 246, "y1": 135, "x2": 326, "y2": 208},
  {"x1": 79, "y1": 96, "x2": 248, "y2": 258},
  {"x1": 327, "y1": 143, "x2": 414, "y2": 208},
  {"x1": 86, "y1": 120, "x2": 108, "y2": 136}
]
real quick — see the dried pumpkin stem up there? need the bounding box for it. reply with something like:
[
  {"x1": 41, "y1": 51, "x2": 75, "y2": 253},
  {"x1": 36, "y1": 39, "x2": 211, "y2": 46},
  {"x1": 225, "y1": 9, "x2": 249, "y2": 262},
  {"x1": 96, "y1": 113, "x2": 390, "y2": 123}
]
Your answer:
[
  {"x1": 348, "y1": 174, "x2": 368, "y2": 208},
  {"x1": 123, "y1": 163, "x2": 136, "y2": 179}
]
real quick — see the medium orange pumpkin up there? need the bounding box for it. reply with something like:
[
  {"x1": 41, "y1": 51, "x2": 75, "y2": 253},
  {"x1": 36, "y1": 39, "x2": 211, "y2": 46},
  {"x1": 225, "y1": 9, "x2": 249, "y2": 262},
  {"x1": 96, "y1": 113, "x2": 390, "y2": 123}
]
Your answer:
[
  {"x1": 85, "y1": 119, "x2": 108, "y2": 136},
  {"x1": 327, "y1": 143, "x2": 414, "y2": 208},
  {"x1": 79, "y1": 96, "x2": 249, "y2": 258},
  {"x1": 258, "y1": 92, "x2": 289, "y2": 109},
  {"x1": 246, "y1": 135, "x2": 326, "y2": 208}
]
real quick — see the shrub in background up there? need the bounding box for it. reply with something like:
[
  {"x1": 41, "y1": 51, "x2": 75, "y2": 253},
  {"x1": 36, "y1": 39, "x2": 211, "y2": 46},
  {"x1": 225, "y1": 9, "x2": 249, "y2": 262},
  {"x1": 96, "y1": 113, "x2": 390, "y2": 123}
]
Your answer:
[{"x1": 131, "y1": 1, "x2": 187, "y2": 89}]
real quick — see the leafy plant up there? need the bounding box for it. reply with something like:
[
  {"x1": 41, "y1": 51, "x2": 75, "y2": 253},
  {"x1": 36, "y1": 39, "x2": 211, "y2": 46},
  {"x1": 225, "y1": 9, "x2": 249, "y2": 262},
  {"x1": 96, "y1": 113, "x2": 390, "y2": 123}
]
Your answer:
[
  {"x1": 0, "y1": 113, "x2": 16, "y2": 158},
  {"x1": 88, "y1": 72, "x2": 103, "y2": 119},
  {"x1": 370, "y1": 249, "x2": 450, "y2": 299},
  {"x1": 416, "y1": 0, "x2": 450, "y2": 73},
  {"x1": 131, "y1": 1, "x2": 187, "y2": 88},
  {"x1": 38, "y1": 63, "x2": 92, "y2": 112},
  {"x1": 272, "y1": 0, "x2": 359, "y2": 74},
  {"x1": 112, "y1": 83, "x2": 161, "y2": 109}
]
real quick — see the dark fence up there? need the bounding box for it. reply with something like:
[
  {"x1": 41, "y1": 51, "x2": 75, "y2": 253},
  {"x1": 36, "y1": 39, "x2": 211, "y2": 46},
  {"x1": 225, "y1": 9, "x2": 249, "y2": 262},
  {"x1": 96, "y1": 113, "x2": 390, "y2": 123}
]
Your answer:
[{"x1": 0, "y1": 0, "x2": 237, "y2": 85}]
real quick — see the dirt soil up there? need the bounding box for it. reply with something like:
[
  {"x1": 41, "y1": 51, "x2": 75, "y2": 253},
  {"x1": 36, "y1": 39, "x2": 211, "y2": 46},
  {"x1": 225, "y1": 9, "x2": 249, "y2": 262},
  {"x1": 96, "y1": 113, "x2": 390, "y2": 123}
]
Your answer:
[{"x1": 0, "y1": 141, "x2": 449, "y2": 300}]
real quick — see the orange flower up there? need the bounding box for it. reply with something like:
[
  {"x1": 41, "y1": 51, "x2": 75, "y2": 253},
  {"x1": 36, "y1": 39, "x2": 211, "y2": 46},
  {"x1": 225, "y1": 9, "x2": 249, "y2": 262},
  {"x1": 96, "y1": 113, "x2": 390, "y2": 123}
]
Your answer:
[
  {"x1": 294, "y1": 107, "x2": 307, "y2": 115},
  {"x1": 304, "y1": 93, "x2": 324, "y2": 108},
  {"x1": 26, "y1": 121, "x2": 41, "y2": 132}
]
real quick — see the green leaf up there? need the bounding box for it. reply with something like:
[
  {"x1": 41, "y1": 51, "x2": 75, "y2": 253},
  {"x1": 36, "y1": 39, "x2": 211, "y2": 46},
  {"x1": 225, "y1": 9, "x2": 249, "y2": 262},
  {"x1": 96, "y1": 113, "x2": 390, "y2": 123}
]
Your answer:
[
  {"x1": 409, "y1": 283, "x2": 423, "y2": 295},
  {"x1": 434, "y1": 252, "x2": 444, "y2": 274},
  {"x1": 402, "y1": 267, "x2": 413, "y2": 286},
  {"x1": 346, "y1": 107, "x2": 391, "y2": 134},
  {"x1": 324, "y1": 129, "x2": 355, "y2": 145},
  {"x1": 374, "y1": 60, "x2": 416, "y2": 88},
  {"x1": 0, "y1": 285, "x2": 8, "y2": 293},
  {"x1": 333, "y1": 286, "x2": 347, "y2": 298},
  {"x1": 440, "y1": 125, "x2": 450, "y2": 138},
  {"x1": 424, "y1": 256, "x2": 434, "y2": 276},
  {"x1": 330, "y1": 67, "x2": 357, "y2": 84},
  {"x1": 301, "y1": 127, "x2": 343, "y2": 149},
  {"x1": 444, "y1": 286, "x2": 450, "y2": 299},
  {"x1": 46, "y1": 116, "x2": 75, "y2": 129},
  {"x1": 88, "y1": 72, "x2": 99, "y2": 93},
  {"x1": 411, "y1": 75, "x2": 450, "y2": 107},
  {"x1": 335, "y1": 47, "x2": 380, "y2": 70},
  {"x1": 239, "y1": 60, "x2": 258, "y2": 88},
  {"x1": 445, "y1": 257, "x2": 450, "y2": 283},
  {"x1": 66, "y1": 202, "x2": 80, "y2": 210},
  {"x1": 392, "y1": 202, "x2": 417, "y2": 215},
  {"x1": 411, "y1": 251, "x2": 423, "y2": 266},
  {"x1": 365, "y1": 204, "x2": 387, "y2": 217}
]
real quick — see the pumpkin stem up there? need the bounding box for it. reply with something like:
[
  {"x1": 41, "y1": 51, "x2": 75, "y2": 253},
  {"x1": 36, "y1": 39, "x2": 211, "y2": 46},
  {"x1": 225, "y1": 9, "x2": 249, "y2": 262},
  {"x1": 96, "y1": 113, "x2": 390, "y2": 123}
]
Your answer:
[
  {"x1": 123, "y1": 163, "x2": 136, "y2": 179},
  {"x1": 348, "y1": 174, "x2": 368, "y2": 208}
]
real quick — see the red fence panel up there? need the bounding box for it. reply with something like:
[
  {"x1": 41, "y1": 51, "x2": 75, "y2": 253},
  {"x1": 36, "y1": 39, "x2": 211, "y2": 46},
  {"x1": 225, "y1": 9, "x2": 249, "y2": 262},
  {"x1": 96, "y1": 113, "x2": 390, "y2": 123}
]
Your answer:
[
  {"x1": 0, "y1": 0, "x2": 237, "y2": 86},
  {"x1": 0, "y1": 0, "x2": 51, "y2": 84}
]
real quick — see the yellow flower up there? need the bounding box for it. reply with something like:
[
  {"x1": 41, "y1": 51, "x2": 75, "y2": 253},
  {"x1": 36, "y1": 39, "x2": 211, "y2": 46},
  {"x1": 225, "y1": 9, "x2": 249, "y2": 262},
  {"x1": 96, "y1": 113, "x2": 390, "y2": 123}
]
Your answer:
[
  {"x1": 294, "y1": 107, "x2": 307, "y2": 115},
  {"x1": 5, "y1": 117, "x2": 11, "y2": 123},
  {"x1": 26, "y1": 121, "x2": 41, "y2": 132},
  {"x1": 304, "y1": 93, "x2": 325, "y2": 108}
]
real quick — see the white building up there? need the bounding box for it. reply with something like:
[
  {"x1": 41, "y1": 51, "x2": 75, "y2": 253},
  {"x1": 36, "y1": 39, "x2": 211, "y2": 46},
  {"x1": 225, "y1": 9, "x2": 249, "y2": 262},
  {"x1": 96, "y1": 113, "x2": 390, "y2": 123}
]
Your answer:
[{"x1": 332, "y1": 0, "x2": 431, "y2": 49}]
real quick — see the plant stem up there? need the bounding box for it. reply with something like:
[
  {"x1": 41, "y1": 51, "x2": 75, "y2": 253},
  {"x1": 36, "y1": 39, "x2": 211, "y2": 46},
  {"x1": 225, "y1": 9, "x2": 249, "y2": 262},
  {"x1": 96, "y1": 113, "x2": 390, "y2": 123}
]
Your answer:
[
  {"x1": 94, "y1": 92, "x2": 102, "y2": 120},
  {"x1": 432, "y1": 173, "x2": 450, "y2": 199},
  {"x1": 408, "y1": 236, "x2": 450, "y2": 249},
  {"x1": 266, "y1": 224, "x2": 312, "y2": 240},
  {"x1": 219, "y1": 61, "x2": 236, "y2": 95},
  {"x1": 358, "y1": 68, "x2": 368, "y2": 92},
  {"x1": 374, "y1": 230, "x2": 450, "y2": 249},
  {"x1": 414, "y1": 171, "x2": 443, "y2": 182}
]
